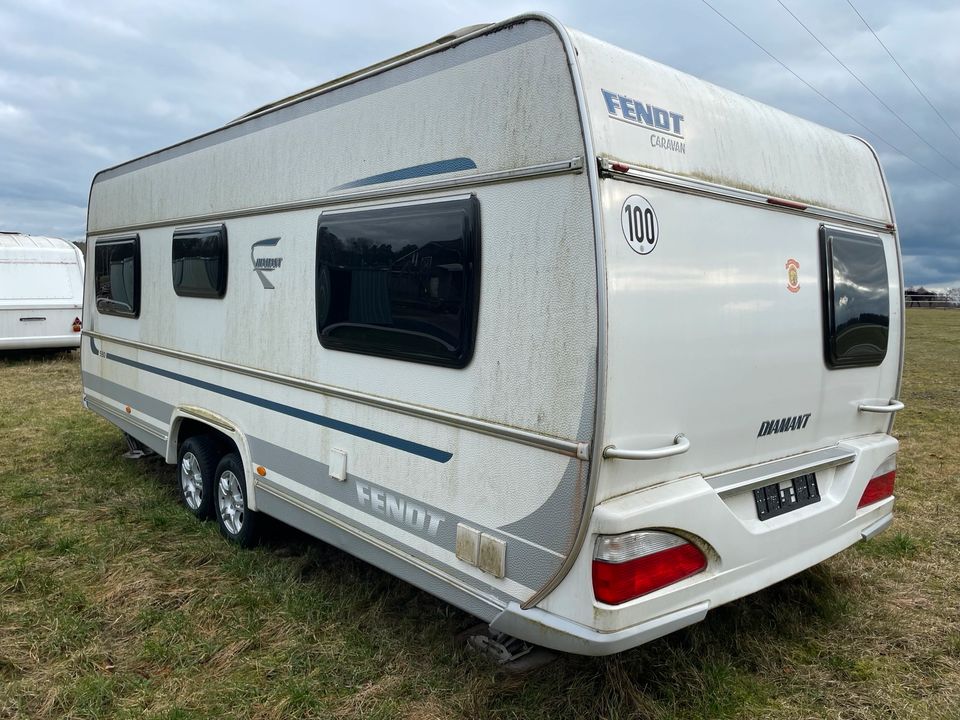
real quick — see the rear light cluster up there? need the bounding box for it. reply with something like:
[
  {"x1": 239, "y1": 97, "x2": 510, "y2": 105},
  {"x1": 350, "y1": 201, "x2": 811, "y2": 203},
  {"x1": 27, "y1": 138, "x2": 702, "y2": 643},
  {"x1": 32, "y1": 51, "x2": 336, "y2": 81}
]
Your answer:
[
  {"x1": 592, "y1": 530, "x2": 707, "y2": 605},
  {"x1": 858, "y1": 455, "x2": 896, "y2": 509}
]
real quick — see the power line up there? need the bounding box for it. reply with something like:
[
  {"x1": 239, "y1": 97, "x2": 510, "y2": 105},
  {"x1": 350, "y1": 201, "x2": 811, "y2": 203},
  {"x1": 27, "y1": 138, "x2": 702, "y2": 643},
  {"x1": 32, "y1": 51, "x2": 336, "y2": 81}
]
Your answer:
[
  {"x1": 845, "y1": 0, "x2": 960, "y2": 148},
  {"x1": 776, "y1": 0, "x2": 960, "y2": 174},
  {"x1": 698, "y1": 0, "x2": 960, "y2": 190}
]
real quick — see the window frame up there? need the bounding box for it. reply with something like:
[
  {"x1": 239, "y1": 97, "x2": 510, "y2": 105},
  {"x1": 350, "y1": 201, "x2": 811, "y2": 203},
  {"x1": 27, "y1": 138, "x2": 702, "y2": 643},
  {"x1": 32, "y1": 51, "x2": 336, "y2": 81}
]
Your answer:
[
  {"x1": 171, "y1": 224, "x2": 229, "y2": 299},
  {"x1": 819, "y1": 225, "x2": 890, "y2": 369},
  {"x1": 94, "y1": 234, "x2": 141, "y2": 318},
  {"x1": 315, "y1": 194, "x2": 481, "y2": 368}
]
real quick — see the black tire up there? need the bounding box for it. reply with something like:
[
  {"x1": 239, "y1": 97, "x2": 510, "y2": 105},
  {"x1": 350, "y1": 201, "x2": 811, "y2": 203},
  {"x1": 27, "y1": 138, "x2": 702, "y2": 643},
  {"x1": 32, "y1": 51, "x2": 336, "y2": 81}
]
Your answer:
[
  {"x1": 177, "y1": 435, "x2": 219, "y2": 519},
  {"x1": 214, "y1": 452, "x2": 260, "y2": 548}
]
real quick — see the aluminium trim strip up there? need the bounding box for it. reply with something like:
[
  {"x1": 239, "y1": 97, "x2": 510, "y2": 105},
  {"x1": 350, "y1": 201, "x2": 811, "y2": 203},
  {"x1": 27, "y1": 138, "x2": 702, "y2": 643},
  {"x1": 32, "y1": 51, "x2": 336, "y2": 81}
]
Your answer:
[
  {"x1": 708, "y1": 446, "x2": 856, "y2": 498},
  {"x1": 83, "y1": 330, "x2": 586, "y2": 459},
  {"x1": 598, "y1": 159, "x2": 894, "y2": 233},
  {"x1": 850, "y1": 136, "x2": 905, "y2": 436},
  {"x1": 519, "y1": 14, "x2": 608, "y2": 611},
  {"x1": 87, "y1": 157, "x2": 584, "y2": 237},
  {"x1": 226, "y1": 24, "x2": 500, "y2": 127}
]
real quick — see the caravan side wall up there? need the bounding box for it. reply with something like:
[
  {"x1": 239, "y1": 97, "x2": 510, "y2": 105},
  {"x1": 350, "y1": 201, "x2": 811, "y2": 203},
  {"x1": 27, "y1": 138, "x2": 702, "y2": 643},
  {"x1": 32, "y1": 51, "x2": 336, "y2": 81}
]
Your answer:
[{"x1": 83, "y1": 19, "x2": 599, "y2": 622}]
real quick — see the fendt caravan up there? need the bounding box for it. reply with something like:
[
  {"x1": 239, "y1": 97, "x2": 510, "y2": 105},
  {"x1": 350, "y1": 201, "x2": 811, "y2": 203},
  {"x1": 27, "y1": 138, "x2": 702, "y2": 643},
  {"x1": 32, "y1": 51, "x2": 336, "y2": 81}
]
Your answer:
[
  {"x1": 82, "y1": 14, "x2": 904, "y2": 656},
  {"x1": 1, "y1": 232, "x2": 84, "y2": 350}
]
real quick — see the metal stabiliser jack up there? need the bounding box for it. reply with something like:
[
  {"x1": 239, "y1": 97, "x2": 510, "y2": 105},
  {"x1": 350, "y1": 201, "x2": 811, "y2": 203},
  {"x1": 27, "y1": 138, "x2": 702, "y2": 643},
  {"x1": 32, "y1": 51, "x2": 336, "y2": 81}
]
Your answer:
[{"x1": 458, "y1": 623, "x2": 556, "y2": 671}]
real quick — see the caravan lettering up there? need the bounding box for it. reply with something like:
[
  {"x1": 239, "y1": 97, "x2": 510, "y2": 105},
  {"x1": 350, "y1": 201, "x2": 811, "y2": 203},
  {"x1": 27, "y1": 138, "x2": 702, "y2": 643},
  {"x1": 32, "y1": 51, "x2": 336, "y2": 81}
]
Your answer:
[
  {"x1": 757, "y1": 413, "x2": 812, "y2": 438},
  {"x1": 355, "y1": 481, "x2": 445, "y2": 537}
]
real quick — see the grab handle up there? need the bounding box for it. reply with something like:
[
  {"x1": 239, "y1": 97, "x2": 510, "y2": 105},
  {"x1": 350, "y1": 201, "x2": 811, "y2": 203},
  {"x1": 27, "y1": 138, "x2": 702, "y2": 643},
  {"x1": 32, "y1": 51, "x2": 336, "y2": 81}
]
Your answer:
[
  {"x1": 603, "y1": 434, "x2": 690, "y2": 460},
  {"x1": 857, "y1": 400, "x2": 905, "y2": 414}
]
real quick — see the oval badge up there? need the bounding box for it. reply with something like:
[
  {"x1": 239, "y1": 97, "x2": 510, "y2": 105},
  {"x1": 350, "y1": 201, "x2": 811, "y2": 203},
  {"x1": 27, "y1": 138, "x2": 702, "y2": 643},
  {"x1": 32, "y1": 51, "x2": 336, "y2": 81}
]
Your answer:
[
  {"x1": 620, "y1": 195, "x2": 659, "y2": 255},
  {"x1": 786, "y1": 258, "x2": 800, "y2": 293}
]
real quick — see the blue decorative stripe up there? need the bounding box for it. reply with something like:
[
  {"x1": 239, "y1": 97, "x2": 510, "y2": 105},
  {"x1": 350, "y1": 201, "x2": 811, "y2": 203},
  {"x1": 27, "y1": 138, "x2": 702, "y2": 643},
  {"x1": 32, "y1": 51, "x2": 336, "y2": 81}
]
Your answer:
[
  {"x1": 101, "y1": 351, "x2": 453, "y2": 463},
  {"x1": 331, "y1": 157, "x2": 477, "y2": 191}
]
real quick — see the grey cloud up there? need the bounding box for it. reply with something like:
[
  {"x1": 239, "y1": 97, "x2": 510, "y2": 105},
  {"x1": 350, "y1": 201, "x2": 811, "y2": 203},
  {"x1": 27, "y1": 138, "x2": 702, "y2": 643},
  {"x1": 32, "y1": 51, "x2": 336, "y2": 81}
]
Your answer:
[{"x1": 0, "y1": 0, "x2": 957, "y2": 288}]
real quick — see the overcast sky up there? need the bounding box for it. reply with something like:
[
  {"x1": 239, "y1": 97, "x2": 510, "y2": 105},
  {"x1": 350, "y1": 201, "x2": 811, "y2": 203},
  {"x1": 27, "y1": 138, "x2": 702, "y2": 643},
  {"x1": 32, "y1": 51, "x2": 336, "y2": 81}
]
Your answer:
[{"x1": 1, "y1": 0, "x2": 958, "y2": 288}]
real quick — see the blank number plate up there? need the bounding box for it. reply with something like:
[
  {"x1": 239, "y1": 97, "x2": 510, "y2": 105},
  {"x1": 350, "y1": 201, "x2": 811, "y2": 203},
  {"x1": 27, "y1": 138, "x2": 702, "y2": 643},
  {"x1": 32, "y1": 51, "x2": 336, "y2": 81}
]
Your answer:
[{"x1": 753, "y1": 473, "x2": 820, "y2": 521}]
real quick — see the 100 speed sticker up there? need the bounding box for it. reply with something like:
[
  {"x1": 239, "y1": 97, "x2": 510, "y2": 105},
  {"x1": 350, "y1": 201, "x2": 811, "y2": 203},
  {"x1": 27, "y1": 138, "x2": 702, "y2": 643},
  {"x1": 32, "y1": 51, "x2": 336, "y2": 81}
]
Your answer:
[{"x1": 620, "y1": 194, "x2": 659, "y2": 255}]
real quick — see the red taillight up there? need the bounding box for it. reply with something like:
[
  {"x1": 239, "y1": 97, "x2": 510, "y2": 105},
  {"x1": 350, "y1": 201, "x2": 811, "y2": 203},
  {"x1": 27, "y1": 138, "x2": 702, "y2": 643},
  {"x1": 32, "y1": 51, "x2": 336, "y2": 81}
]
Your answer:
[
  {"x1": 592, "y1": 531, "x2": 707, "y2": 605},
  {"x1": 858, "y1": 455, "x2": 896, "y2": 509}
]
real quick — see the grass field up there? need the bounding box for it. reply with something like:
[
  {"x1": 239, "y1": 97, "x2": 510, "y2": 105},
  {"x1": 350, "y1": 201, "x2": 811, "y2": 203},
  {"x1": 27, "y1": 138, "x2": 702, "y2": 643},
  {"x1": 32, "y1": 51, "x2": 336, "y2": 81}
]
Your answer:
[{"x1": 1, "y1": 308, "x2": 959, "y2": 719}]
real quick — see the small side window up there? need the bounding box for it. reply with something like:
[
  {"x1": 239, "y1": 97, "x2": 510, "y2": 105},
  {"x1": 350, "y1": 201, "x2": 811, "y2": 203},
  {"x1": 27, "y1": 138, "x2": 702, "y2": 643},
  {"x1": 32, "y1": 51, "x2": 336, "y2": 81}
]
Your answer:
[
  {"x1": 820, "y1": 227, "x2": 889, "y2": 368},
  {"x1": 172, "y1": 225, "x2": 228, "y2": 298},
  {"x1": 316, "y1": 196, "x2": 480, "y2": 367},
  {"x1": 95, "y1": 235, "x2": 140, "y2": 317}
]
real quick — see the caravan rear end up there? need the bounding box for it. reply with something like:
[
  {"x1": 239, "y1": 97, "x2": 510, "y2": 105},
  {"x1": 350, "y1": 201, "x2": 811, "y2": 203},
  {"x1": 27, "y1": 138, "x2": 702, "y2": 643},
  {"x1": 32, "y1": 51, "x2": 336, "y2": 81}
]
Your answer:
[
  {"x1": 491, "y1": 25, "x2": 902, "y2": 654},
  {"x1": 0, "y1": 233, "x2": 84, "y2": 350}
]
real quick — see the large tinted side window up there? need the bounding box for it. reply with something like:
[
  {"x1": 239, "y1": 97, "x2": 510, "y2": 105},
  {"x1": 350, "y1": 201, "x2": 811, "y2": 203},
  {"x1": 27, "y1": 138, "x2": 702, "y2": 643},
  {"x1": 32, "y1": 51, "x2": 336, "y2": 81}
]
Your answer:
[
  {"x1": 820, "y1": 227, "x2": 889, "y2": 368},
  {"x1": 316, "y1": 196, "x2": 480, "y2": 367},
  {"x1": 94, "y1": 236, "x2": 140, "y2": 317},
  {"x1": 172, "y1": 225, "x2": 228, "y2": 298}
]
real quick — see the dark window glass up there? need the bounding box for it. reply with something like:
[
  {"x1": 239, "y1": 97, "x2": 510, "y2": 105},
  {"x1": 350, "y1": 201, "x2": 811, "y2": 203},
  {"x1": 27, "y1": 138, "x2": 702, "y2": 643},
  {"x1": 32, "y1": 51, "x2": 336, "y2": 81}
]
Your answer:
[
  {"x1": 316, "y1": 196, "x2": 480, "y2": 367},
  {"x1": 94, "y1": 236, "x2": 140, "y2": 317},
  {"x1": 820, "y1": 228, "x2": 889, "y2": 368},
  {"x1": 172, "y1": 225, "x2": 228, "y2": 298}
]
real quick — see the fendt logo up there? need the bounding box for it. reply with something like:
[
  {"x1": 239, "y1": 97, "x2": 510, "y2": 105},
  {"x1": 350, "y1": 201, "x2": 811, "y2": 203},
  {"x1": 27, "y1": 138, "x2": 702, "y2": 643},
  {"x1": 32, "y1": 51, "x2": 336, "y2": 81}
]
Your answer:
[
  {"x1": 602, "y1": 88, "x2": 686, "y2": 154},
  {"x1": 355, "y1": 480, "x2": 445, "y2": 537},
  {"x1": 602, "y1": 88, "x2": 685, "y2": 136},
  {"x1": 251, "y1": 237, "x2": 282, "y2": 289}
]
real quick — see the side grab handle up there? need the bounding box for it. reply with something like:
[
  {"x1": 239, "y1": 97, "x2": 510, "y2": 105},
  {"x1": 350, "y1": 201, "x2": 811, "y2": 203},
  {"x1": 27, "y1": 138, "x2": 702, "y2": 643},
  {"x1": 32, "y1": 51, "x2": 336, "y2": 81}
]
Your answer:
[
  {"x1": 857, "y1": 400, "x2": 905, "y2": 414},
  {"x1": 602, "y1": 434, "x2": 690, "y2": 461}
]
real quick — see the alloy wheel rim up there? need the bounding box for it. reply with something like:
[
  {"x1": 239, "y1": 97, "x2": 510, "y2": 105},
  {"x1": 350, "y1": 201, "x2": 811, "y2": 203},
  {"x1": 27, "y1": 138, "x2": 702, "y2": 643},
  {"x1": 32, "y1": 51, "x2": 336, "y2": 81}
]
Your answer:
[
  {"x1": 218, "y1": 470, "x2": 244, "y2": 535},
  {"x1": 180, "y1": 452, "x2": 203, "y2": 510}
]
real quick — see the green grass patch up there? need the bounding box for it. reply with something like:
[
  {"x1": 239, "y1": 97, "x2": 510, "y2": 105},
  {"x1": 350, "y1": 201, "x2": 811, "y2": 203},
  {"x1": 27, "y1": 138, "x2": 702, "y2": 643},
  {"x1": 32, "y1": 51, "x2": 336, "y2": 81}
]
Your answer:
[{"x1": 2, "y1": 314, "x2": 960, "y2": 719}]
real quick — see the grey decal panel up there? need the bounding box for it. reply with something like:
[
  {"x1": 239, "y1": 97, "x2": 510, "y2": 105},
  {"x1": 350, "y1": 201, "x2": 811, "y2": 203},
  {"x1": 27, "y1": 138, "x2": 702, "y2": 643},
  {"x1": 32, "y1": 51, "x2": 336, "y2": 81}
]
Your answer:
[
  {"x1": 247, "y1": 436, "x2": 562, "y2": 592},
  {"x1": 499, "y1": 458, "x2": 583, "y2": 555},
  {"x1": 254, "y1": 489, "x2": 504, "y2": 622},
  {"x1": 83, "y1": 371, "x2": 175, "y2": 424},
  {"x1": 86, "y1": 399, "x2": 167, "y2": 456}
]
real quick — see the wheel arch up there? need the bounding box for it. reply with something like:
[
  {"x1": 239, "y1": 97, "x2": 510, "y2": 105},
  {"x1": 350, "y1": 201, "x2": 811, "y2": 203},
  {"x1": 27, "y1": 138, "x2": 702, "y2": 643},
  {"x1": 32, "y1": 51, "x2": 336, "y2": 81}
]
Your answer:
[{"x1": 167, "y1": 406, "x2": 259, "y2": 511}]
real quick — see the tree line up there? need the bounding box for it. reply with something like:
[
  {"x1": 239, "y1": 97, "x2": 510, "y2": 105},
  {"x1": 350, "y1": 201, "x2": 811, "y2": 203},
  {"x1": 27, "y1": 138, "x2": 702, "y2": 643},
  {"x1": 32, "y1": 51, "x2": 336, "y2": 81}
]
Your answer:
[{"x1": 905, "y1": 287, "x2": 960, "y2": 308}]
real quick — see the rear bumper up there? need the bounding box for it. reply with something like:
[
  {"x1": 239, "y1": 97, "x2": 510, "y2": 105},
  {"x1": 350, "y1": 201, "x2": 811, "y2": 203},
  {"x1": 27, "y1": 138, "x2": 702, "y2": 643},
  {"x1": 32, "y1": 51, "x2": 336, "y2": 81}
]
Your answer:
[
  {"x1": 500, "y1": 435, "x2": 898, "y2": 655},
  {"x1": 0, "y1": 334, "x2": 81, "y2": 350},
  {"x1": 492, "y1": 599, "x2": 711, "y2": 656},
  {"x1": 494, "y1": 509, "x2": 892, "y2": 655}
]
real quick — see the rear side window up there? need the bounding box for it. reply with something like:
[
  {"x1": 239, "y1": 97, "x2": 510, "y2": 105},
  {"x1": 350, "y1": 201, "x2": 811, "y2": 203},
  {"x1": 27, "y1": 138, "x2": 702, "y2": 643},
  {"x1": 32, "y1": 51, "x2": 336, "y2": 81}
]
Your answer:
[
  {"x1": 820, "y1": 227, "x2": 889, "y2": 368},
  {"x1": 316, "y1": 196, "x2": 480, "y2": 367},
  {"x1": 172, "y1": 225, "x2": 228, "y2": 298},
  {"x1": 94, "y1": 236, "x2": 140, "y2": 317}
]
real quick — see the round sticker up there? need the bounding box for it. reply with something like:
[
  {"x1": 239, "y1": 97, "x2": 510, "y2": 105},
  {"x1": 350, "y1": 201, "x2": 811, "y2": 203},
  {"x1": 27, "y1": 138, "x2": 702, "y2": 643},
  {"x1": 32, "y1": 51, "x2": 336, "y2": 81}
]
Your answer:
[{"x1": 620, "y1": 194, "x2": 659, "y2": 255}]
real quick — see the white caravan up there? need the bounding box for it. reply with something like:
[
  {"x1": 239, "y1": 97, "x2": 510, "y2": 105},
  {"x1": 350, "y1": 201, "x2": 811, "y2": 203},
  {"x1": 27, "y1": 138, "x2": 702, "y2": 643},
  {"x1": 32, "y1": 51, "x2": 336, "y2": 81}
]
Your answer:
[
  {"x1": 82, "y1": 14, "x2": 904, "y2": 656},
  {"x1": 1, "y1": 232, "x2": 84, "y2": 350}
]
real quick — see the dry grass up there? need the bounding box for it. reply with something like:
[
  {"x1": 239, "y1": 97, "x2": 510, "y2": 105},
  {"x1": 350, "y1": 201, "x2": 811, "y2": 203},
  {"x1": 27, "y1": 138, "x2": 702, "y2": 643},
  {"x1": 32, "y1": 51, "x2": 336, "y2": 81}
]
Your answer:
[{"x1": 1, "y1": 308, "x2": 959, "y2": 719}]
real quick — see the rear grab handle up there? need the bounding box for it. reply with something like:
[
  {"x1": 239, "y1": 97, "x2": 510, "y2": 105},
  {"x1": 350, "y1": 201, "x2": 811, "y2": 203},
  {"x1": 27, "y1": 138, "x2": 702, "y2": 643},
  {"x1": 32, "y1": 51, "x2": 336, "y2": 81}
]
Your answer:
[
  {"x1": 603, "y1": 434, "x2": 690, "y2": 460},
  {"x1": 857, "y1": 400, "x2": 905, "y2": 414}
]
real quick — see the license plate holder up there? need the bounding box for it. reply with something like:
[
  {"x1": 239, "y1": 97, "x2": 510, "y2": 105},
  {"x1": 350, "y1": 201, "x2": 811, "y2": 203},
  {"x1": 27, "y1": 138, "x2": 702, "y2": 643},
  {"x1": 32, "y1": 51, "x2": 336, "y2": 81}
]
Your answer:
[{"x1": 753, "y1": 473, "x2": 820, "y2": 521}]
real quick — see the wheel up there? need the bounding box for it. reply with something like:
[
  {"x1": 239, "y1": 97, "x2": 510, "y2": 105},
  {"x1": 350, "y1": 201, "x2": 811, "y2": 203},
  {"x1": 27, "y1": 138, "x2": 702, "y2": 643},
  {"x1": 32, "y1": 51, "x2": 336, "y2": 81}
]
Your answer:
[
  {"x1": 177, "y1": 436, "x2": 219, "y2": 519},
  {"x1": 214, "y1": 452, "x2": 260, "y2": 547}
]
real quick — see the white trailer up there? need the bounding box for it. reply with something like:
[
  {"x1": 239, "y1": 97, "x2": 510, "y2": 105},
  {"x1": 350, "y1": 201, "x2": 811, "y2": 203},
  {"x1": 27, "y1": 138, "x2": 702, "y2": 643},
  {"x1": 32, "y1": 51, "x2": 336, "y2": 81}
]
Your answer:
[
  {"x1": 81, "y1": 13, "x2": 904, "y2": 656},
  {"x1": 1, "y1": 232, "x2": 84, "y2": 350}
]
